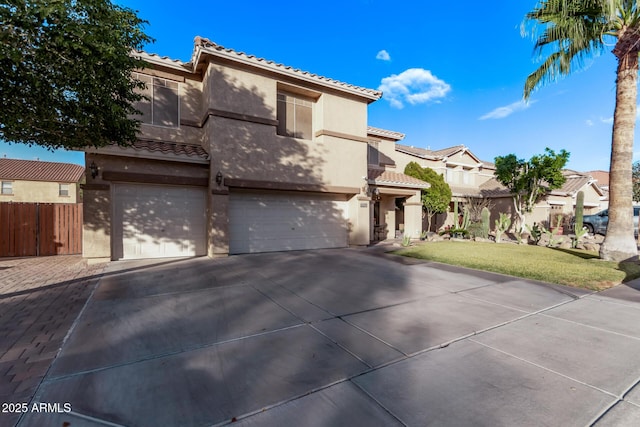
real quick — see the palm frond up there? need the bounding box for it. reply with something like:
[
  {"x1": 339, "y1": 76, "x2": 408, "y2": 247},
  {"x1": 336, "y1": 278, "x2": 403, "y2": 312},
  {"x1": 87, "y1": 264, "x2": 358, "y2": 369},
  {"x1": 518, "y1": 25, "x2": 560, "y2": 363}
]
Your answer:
[{"x1": 523, "y1": 0, "x2": 616, "y2": 98}]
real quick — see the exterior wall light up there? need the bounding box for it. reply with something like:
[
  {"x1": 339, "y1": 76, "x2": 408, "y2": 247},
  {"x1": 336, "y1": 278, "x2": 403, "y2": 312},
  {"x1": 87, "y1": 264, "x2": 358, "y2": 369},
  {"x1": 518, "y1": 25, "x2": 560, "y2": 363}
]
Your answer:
[
  {"x1": 89, "y1": 161, "x2": 99, "y2": 179},
  {"x1": 215, "y1": 171, "x2": 223, "y2": 186}
]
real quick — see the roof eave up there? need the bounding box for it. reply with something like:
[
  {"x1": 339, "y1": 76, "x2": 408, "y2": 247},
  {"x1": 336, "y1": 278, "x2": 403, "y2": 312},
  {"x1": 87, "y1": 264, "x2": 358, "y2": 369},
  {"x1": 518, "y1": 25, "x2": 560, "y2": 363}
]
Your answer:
[{"x1": 194, "y1": 45, "x2": 381, "y2": 102}]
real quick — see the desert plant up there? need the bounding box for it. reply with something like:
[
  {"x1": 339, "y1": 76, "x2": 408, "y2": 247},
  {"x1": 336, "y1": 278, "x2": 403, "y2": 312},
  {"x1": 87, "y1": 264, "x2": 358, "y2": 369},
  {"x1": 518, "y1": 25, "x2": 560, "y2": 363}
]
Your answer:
[
  {"x1": 574, "y1": 191, "x2": 584, "y2": 232},
  {"x1": 420, "y1": 230, "x2": 428, "y2": 240},
  {"x1": 572, "y1": 227, "x2": 588, "y2": 249},
  {"x1": 494, "y1": 213, "x2": 511, "y2": 243},
  {"x1": 468, "y1": 222, "x2": 484, "y2": 239},
  {"x1": 526, "y1": 223, "x2": 542, "y2": 245},
  {"x1": 402, "y1": 234, "x2": 411, "y2": 247},
  {"x1": 453, "y1": 200, "x2": 459, "y2": 225},
  {"x1": 539, "y1": 224, "x2": 563, "y2": 247},
  {"x1": 464, "y1": 197, "x2": 495, "y2": 223},
  {"x1": 481, "y1": 207, "x2": 490, "y2": 239},
  {"x1": 460, "y1": 206, "x2": 471, "y2": 231},
  {"x1": 555, "y1": 214, "x2": 564, "y2": 228}
]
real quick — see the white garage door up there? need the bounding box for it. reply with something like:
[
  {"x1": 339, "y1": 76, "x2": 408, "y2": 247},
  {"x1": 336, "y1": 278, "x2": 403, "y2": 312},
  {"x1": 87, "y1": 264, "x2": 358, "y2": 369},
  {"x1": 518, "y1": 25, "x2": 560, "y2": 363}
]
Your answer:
[
  {"x1": 114, "y1": 184, "x2": 207, "y2": 259},
  {"x1": 229, "y1": 192, "x2": 349, "y2": 254}
]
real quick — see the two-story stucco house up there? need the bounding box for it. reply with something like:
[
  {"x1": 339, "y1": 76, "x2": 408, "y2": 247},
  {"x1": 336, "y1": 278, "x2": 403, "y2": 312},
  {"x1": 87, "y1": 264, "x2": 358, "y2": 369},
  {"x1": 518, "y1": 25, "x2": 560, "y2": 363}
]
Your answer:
[
  {"x1": 0, "y1": 158, "x2": 84, "y2": 203},
  {"x1": 83, "y1": 37, "x2": 427, "y2": 260}
]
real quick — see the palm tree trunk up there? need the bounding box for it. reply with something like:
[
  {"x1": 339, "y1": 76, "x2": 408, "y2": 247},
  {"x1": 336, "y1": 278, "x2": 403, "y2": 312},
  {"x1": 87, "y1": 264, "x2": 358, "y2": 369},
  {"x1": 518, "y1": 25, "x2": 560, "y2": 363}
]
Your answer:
[{"x1": 600, "y1": 39, "x2": 638, "y2": 262}]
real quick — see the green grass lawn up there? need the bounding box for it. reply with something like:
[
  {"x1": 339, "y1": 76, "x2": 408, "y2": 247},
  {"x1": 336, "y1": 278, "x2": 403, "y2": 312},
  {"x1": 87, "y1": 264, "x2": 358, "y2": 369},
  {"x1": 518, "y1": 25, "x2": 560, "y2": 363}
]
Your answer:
[{"x1": 396, "y1": 241, "x2": 640, "y2": 290}]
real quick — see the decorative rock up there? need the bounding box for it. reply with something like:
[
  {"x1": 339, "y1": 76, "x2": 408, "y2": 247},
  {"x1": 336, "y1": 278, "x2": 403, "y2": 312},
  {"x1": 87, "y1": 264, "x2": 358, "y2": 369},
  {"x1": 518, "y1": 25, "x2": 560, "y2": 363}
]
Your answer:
[
  {"x1": 584, "y1": 243, "x2": 600, "y2": 252},
  {"x1": 559, "y1": 240, "x2": 572, "y2": 249},
  {"x1": 429, "y1": 233, "x2": 445, "y2": 242}
]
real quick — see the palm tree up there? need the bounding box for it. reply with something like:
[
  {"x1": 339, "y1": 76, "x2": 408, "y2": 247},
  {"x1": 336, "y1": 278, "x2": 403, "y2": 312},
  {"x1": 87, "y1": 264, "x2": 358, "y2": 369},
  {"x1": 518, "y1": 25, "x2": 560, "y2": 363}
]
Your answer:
[{"x1": 524, "y1": 0, "x2": 639, "y2": 261}]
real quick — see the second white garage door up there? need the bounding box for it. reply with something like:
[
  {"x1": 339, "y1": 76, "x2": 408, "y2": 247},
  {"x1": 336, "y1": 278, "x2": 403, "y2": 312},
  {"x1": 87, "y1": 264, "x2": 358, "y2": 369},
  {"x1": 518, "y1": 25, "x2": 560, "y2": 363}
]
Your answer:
[
  {"x1": 229, "y1": 192, "x2": 349, "y2": 254},
  {"x1": 113, "y1": 184, "x2": 207, "y2": 259}
]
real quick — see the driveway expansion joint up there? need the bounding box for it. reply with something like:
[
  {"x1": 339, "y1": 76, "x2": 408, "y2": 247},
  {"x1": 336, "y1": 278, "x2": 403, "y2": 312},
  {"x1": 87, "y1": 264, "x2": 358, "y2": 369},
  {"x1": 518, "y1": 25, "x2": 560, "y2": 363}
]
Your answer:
[
  {"x1": 44, "y1": 323, "x2": 307, "y2": 382},
  {"x1": 539, "y1": 312, "x2": 640, "y2": 342},
  {"x1": 469, "y1": 338, "x2": 618, "y2": 400}
]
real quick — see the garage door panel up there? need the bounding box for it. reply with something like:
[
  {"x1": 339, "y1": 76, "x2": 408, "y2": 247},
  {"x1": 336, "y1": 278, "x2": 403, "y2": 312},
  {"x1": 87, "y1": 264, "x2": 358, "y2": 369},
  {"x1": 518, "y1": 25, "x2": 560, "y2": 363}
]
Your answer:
[
  {"x1": 229, "y1": 192, "x2": 348, "y2": 254},
  {"x1": 114, "y1": 184, "x2": 207, "y2": 260}
]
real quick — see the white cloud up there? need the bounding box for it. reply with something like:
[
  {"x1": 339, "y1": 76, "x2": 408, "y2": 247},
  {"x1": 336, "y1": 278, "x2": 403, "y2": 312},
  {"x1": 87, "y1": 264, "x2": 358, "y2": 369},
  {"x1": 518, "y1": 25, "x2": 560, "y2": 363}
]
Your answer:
[
  {"x1": 378, "y1": 68, "x2": 451, "y2": 109},
  {"x1": 376, "y1": 50, "x2": 391, "y2": 61},
  {"x1": 586, "y1": 119, "x2": 594, "y2": 127},
  {"x1": 479, "y1": 99, "x2": 534, "y2": 120}
]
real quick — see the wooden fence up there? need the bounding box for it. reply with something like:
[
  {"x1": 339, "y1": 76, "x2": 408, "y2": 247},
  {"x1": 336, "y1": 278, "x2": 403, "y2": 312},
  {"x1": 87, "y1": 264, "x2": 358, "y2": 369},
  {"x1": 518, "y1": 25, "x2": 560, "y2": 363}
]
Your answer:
[{"x1": 0, "y1": 203, "x2": 83, "y2": 257}]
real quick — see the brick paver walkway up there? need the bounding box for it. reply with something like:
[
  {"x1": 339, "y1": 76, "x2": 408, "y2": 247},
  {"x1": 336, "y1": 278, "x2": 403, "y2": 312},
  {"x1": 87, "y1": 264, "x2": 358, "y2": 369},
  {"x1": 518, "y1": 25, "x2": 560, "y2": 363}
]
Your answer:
[{"x1": 0, "y1": 256, "x2": 106, "y2": 427}]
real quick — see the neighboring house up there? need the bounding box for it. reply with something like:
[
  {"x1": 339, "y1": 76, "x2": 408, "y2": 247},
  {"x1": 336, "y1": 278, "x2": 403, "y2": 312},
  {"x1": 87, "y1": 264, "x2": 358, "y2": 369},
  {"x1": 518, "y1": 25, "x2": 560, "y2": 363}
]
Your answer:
[
  {"x1": 0, "y1": 158, "x2": 84, "y2": 204},
  {"x1": 366, "y1": 127, "x2": 431, "y2": 240},
  {"x1": 83, "y1": 37, "x2": 428, "y2": 260},
  {"x1": 389, "y1": 144, "x2": 608, "y2": 230},
  {"x1": 587, "y1": 170, "x2": 609, "y2": 192},
  {"x1": 393, "y1": 144, "x2": 502, "y2": 228}
]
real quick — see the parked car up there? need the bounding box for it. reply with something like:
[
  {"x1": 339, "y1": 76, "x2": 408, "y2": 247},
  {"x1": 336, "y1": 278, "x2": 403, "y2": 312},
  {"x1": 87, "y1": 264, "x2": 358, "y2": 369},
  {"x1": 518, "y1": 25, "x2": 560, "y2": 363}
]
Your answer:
[{"x1": 580, "y1": 207, "x2": 640, "y2": 237}]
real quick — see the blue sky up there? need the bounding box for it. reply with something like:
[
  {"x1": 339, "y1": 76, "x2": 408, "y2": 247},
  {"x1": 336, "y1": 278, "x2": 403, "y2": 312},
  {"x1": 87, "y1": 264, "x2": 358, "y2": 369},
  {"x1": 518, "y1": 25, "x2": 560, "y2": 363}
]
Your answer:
[{"x1": 1, "y1": 0, "x2": 633, "y2": 171}]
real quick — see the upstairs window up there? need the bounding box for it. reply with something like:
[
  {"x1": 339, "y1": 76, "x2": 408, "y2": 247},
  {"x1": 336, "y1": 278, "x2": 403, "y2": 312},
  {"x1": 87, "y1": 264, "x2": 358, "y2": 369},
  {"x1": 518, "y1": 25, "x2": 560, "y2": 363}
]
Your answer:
[
  {"x1": 132, "y1": 73, "x2": 180, "y2": 127},
  {"x1": 59, "y1": 183, "x2": 70, "y2": 197},
  {"x1": 277, "y1": 92, "x2": 312, "y2": 140},
  {"x1": 367, "y1": 141, "x2": 380, "y2": 165},
  {"x1": 1, "y1": 181, "x2": 12, "y2": 195},
  {"x1": 462, "y1": 169, "x2": 471, "y2": 185},
  {"x1": 446, "y1": 167, "x2": 456, "y2": 184}
]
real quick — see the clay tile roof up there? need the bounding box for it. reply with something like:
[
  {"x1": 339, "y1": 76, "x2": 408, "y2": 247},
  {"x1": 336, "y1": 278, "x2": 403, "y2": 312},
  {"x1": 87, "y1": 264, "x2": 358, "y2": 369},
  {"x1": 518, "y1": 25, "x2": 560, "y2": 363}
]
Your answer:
[
  {"x1": 131, "y1": 140, "x2": 209, "y2": 159},
  {"x1": 447, "y1": 185, "x2": 484, "y2": 198},
  {"x1": 133, "y1": 50, "x2": 190, "y2": 72},
  {"x1": 395, "y1": 144, "x2": 435, "y2": 158},
  {"x1": 481, "y1": 160, "x2": 496, "y2": 169},
  {"x1": 395, "y1": 143, "x2": 471, "y2": 160},
  {"x1": 192, "y1": 37, "x2": 382, "y2": 101},
  {"x1": 431, "y1": 145, "x2": 466, "y2": 157},
  {"x1": 0, "y1": 158, "x2": 84, "y2": 182},
  {"x1": 551, "y1": 175, "x2": 590, "y2": 195},
  {"x1": 478, "y1": 177, "x2": 511, "y2": 197},
  {"x1": 368, "y1": 169, "x2": 430, "y2": 188},
  {"x1": 367, "y1": 126, "x2": 405, "y2": 141},
  {"x1": 587, "y1": 170, "x2": 609, "y2": 187}
]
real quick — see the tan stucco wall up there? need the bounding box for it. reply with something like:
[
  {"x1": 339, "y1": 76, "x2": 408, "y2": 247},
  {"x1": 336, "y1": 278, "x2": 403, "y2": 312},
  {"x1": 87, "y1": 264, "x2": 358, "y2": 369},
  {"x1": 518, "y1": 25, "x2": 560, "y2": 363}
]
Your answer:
[
  {"x1": 208, "y1": 64, "x2": 275, "y2": 119},
  {"x1": 348, "y1": 196, "x2": 371, "y2": 246},
  {"x1": 202, "y1": 61, "x2": 373, "y2": 254},
  {"x1": 82, "y1": 189, "x2": 111, "y2": 259},
  {"x1": 403, "y1": 195, "x2": 423, "y2": 239},
  {"x1": 0, "y1": 180, "x2": 78, "y2": 203}
]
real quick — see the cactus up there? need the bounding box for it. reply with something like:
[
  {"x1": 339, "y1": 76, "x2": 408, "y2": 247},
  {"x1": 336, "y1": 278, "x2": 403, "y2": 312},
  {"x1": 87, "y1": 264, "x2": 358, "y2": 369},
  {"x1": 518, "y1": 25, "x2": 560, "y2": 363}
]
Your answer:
[
  {"x1": 453, "y1": 200, "x2": 459, "y2": 226},
  {"x1": 571, "y1": 191, "x2": 586, "y2": 248},
  {"x1": 460, "y1": 206, "x2": 471, "y2": 231},
  {"x1": 481, "y1": 207, "x2": 490, "y2": 238},
  {"x1": 494, "y1": 213, "x2": 511, "y2": 243},
  {"x1": 526, "y1": 222, "x2": 542, "y2": 245},
  {"x1": 574, "y1": 191, "x2": 584, "y2": 232}
]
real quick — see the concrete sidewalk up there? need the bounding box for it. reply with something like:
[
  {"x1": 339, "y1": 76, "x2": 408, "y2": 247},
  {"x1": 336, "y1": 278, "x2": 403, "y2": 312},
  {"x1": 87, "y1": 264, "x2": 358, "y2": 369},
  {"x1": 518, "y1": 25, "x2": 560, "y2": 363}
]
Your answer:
[{"x1": 9, "y1": 248, "x2": 640, "y2": 426}]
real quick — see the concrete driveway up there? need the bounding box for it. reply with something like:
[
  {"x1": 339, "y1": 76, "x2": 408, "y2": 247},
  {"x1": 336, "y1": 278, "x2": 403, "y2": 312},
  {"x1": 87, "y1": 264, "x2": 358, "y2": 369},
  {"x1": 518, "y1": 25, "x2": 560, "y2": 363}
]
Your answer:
[{"x1": 10, "y1": 247, "x2": 640, "y2": 426}]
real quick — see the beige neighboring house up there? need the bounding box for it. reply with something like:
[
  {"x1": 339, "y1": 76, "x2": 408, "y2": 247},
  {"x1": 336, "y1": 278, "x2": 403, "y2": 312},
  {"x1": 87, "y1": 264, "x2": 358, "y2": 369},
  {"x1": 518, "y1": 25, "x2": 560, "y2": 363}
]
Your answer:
[
  {"x1": 0, "y1": 158, "x2": 84, "y2": 204},
  {"x1": 83, "y1": 37, "x2": 428, "y2": 261},
  {"x1": 388, "y1": 143, "x2": 608, "y2": 230}
]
